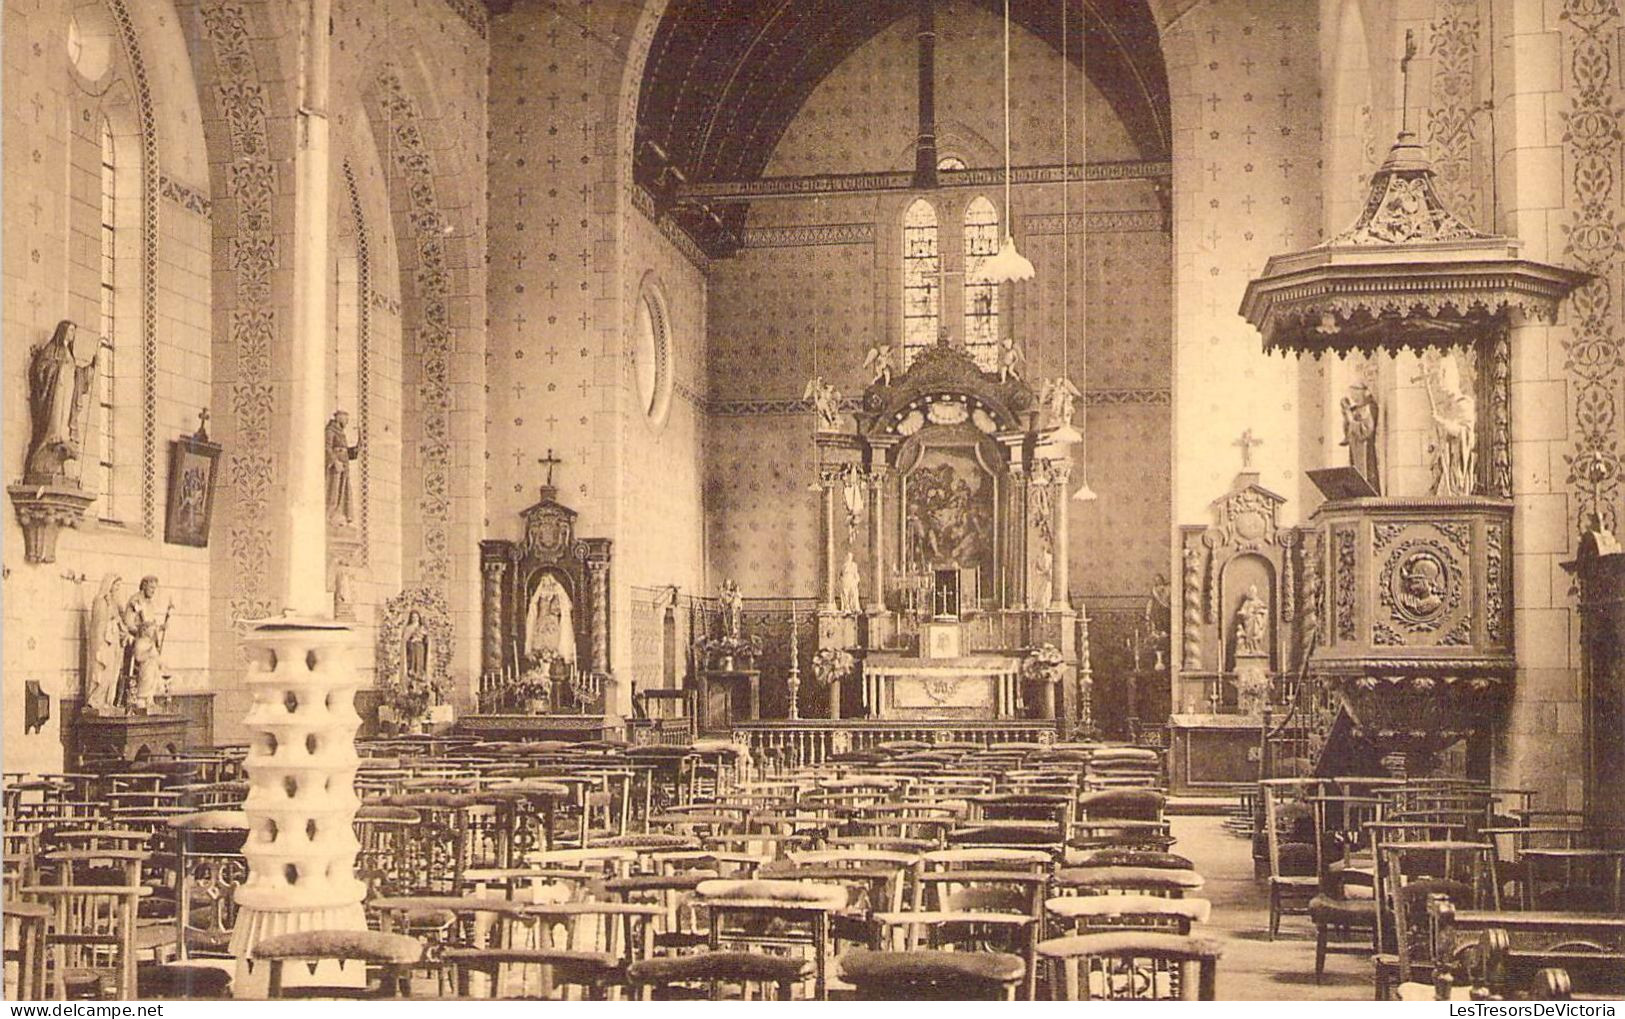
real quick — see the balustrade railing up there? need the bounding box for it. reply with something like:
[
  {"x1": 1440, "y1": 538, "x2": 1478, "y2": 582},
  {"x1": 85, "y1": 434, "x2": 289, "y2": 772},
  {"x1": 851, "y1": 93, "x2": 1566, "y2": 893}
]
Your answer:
[{"x1": 732, "y1": 719, "x2": 1058, "y2": 769}]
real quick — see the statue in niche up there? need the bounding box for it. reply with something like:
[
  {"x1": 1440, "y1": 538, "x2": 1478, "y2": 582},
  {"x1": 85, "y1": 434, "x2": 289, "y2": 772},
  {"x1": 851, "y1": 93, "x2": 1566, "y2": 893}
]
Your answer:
[
  {"x1": 525, "y1": 573, "x2": 577, "y2": 665},
  {"x1": 1033, "y1": 541, "x2": 1054, "y2": 609},
  {"x1": 25, "y1": 321, "x2": 100, "y2": 483},
  {"x1": 1420, "y1": 353, "x2": 1477, "y2": 496},
  {"x1": 803, "y1": 377, "x2": 842, "y2": 430},
  {"x1": 402, "y1": 609, "x2": 430, "y2": 682},
  {"x1": 85, "y1": 573, "x2": 131, "y2": 716},
  {"x1": 839, "y1": 551, "x2": 862, "y2": 615},
  {"x1": 121, "y1": 575, "x2": 170, "y2": 713},
  {"x1": 863, "y1": 343, "x2": 896, "y2": 387},
  {"x1": 997, "y1": 337, "x2": 1024, "y2": 383},
  {"x1": 1340, "y1": 380, "x2": 1381, "y2": 493},
  {"x1": 720, "y1": 579, "x2": 744, "y2": 640},
  {"x1": 325, "y1": 410, "x2": 363, "y2": 525},
  {"x1": 1040, "y1": 377, "x2": 1083, "y2": 427},
  {"x1": 1233, "y1": 584, "x2": 1269, "y2": 658}
]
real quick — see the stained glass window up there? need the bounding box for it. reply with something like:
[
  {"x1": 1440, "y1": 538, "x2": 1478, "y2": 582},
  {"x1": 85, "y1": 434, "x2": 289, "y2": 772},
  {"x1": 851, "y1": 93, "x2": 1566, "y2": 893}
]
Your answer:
[
  {"x1": 902, "y1": 198, "x2": 940, "y2": 367},
  {"x1": 963, "y1": 196, "x2": 1000, "y2": 371}
]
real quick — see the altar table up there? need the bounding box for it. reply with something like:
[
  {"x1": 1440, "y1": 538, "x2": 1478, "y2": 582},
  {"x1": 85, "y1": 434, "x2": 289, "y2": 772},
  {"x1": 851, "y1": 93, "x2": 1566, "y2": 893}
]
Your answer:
[{"x1": 859, "y1": 654, "x2": 1022, "y2": 719}]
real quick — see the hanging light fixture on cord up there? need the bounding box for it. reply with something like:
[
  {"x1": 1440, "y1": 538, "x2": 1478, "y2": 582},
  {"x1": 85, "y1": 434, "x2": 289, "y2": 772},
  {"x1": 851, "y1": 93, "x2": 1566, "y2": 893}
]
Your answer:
[
  {"x1": 979, "y1": 0, "x2": 1036, "y2": 283},
  {"x1": 1066, "y1": 0, "x2": 1096, "y2": 502}
]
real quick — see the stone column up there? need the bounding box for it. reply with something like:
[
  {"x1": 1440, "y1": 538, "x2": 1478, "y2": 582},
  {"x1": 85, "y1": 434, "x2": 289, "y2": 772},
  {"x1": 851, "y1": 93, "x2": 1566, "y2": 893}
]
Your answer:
[
  {"x1": 1049, "y1": 459, "x2": 1073, "y2": 610},
  {"x1": 284, "y1": 0, "x2": 333, "y2": 616},
  {"x1": 868, "y1": 467, "x2": 887, "y2": 609},
  {"x1": 1007, "y1": 462, "x2": 1029, "y2": 609},
  {"x1": 230, "y1": 617, "x2": 365, "y2": 995}
]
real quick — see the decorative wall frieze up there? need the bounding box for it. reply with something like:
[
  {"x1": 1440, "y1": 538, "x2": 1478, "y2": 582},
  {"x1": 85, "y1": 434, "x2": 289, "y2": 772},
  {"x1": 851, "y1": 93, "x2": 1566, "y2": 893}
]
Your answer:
[
  {"x1": 158, "y1": 175, "x2": 212, "y2": 217},
  {"x1": 1559, "y1": 0, "x2": 1624, "y2": 532},
  {"x1": 630, "y1": 185, "x2": 710, "y2": 272},
  {"x1": 342, "y1": 160, "x2": 371, "y2": 565},
  {"x1": 680, "y1": 160, "x2": 1173, "y2": 203},
  {"x1": 201, "y1": 0, "x2": 278, "y2": 628},
  {"x1": 1021, "y1": 210, "x2": 1167, "y2": 235},
  {"x1": 742, "y1": 223, "x2": 875, "y2": 248},
  {"x1": 705, "y1": 389, "x2": 1167, "y2": 417},
  {"x1": 377, "y1": 68, "x2": 454, "y2": 592}
]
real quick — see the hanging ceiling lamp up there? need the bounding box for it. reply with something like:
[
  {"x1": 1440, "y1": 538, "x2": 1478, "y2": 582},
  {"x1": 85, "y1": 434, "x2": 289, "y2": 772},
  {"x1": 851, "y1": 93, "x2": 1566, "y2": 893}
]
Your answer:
[{"x1": 979, "y1": 0, "x2": 1036, "y2": 283}]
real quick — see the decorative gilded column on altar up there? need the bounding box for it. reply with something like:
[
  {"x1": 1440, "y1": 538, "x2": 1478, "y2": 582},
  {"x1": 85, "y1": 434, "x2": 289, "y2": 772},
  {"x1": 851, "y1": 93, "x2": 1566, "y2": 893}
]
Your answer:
[
  {"x1": 817, "y1": 467, "x2": 840, "y2": 612},
  {"x1": 867, "y1": 466, "x2": 887, "y2": 609},
  {"x1": 1048, "y1": 458, "x2": 1073, "y2": 610},
  {"x1": 1007, "y1": 462, "x2": 1030, "y2": 609},
  {"x1": 479, "y1": 554, "x2": 506, "y2": 687}
]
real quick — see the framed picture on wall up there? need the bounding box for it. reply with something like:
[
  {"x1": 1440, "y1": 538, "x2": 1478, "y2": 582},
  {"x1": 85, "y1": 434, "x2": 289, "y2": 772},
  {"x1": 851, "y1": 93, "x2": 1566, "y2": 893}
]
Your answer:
[{"x1": 164, "y1": 417, "x2": 222, "y2": 548}]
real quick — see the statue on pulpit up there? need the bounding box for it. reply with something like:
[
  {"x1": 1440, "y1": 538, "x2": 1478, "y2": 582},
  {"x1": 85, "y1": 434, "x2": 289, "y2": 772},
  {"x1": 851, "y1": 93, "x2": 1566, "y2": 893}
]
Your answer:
[
  {"x1": 1233, "y1": 584, "x2": 1269, "y2": 657},
  {"x1": 863, "y1": 343, "x2": 896, "y2": 387},
  {"x1": 525, "y1": 573, "x2": 577, "y2": 666},
  {"x1": 1040, "y1": 377, "x2": 1082, "y2": 427},
  {"x1": 1419, "y1": 353, "x2": 1477, "y2": 496},
  {"x1": 1340, "y1": 380, "x2": 1381, "y2": 494}
]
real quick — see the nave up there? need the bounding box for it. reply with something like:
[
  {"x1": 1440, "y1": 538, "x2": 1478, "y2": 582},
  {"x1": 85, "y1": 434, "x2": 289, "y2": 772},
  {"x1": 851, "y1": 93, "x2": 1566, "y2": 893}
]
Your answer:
[{"x1": 5, "y1": 738, "x2": 1622, "y2": 1001}]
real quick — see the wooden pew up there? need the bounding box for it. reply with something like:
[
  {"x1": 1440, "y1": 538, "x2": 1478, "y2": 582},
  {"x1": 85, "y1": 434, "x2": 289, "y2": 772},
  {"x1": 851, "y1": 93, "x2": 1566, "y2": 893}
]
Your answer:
[{"x1": 1428, "y1": 898, "x2": 1625, "y2": 999}]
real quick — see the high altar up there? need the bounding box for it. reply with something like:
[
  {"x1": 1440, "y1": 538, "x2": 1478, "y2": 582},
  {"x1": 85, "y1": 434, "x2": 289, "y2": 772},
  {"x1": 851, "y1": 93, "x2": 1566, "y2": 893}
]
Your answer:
[{"x1": 792, "y1": 334, "x2": 1083, "y2": 735}]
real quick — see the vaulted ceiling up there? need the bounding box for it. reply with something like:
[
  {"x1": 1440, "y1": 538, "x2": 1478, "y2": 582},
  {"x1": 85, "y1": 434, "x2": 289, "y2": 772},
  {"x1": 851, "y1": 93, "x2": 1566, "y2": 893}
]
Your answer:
[{"x1": 634, "y1": 0, "x2": 1170, "y2": 190}]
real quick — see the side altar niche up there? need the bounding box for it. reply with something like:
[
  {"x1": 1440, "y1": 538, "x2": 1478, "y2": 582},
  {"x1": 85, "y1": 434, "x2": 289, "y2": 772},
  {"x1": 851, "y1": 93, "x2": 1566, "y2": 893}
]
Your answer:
[
  {"x1": 800, "y1": 332, "x2": 1080, "y2": 731},
  {"x1": 471, "y1": 481, "x2": 615, "y2": 738}
]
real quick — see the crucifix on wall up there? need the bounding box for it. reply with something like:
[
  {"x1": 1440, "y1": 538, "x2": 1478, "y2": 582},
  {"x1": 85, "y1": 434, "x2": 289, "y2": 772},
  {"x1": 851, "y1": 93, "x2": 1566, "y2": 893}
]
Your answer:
[
  {"x1": 539, "y1": 448, "x2": 563, "y2": 491},
  {"x1": 1234, "y1": 429, "x2": 1263, "y2": 470}
]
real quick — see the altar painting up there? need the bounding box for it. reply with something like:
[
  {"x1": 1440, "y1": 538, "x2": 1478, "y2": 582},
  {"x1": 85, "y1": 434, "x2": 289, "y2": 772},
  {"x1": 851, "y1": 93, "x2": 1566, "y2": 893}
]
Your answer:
[{"x1": 901, "y1": 442, "x2": 997, "y2": 605}]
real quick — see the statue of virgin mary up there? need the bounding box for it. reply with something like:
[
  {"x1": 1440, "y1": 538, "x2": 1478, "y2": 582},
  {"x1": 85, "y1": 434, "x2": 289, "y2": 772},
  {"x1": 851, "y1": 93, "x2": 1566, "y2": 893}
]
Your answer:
[{"x1": 525, "y1": 573, "x2": 577, "y2": 664}]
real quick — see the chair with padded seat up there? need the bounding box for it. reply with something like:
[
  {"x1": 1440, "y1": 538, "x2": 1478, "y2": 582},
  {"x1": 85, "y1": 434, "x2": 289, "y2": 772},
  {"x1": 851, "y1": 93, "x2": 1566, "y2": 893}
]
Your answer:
[
  {"x1": 1037, "y1": 931, "x2": 1222, "y2": 1001},
  {"x1": 1046, "y1": 894, "x2": 1212, "y2": 937},
  {"x1": 692, "y1": 878, "x2": 846, "y2": 999},
  {"x1": 1052, "y1": 866, "x2": 1205, "y2": 899},
  {"x1": 251, "y1": 929, "x2": 423, "y2": 999},
  {"x1": 625, "y1": 949, "x2": 810, "y2": 1000},
  {"x1": 837, "y1": 947, "x2": 1025, "y2": 1000}
]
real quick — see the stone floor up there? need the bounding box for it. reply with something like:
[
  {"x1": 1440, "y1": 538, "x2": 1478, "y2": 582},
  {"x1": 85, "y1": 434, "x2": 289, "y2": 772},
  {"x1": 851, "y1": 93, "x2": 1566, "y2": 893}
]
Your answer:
[{"x1": 1172, "y1": 815, "x2": 1375, "y2": 1001}]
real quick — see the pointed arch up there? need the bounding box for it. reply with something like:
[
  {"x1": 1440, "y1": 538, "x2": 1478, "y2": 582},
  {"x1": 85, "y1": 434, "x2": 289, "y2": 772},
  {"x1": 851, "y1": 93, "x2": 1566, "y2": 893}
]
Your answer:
[{"x1": 963, "y1": 195, "x2": 1001, "y2": 371}]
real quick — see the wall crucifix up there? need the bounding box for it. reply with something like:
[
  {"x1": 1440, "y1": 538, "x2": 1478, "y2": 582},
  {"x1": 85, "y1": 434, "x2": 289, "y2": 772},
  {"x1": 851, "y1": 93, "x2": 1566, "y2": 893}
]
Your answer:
[{"x1": 1233, "y1": 428, "x2": 1264, "y2": 470}]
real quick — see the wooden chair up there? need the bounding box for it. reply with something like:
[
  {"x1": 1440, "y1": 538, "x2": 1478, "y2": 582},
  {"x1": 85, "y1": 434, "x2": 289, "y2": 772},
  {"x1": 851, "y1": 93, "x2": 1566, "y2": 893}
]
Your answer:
[
  {"x1": 837, "y1": 948, "x2": 1025, "y2": 1000},
  {"x1": 1375, "y1": 840, "x2": 1498, "y2": 999},
  {"x1": 4, "y1": 900, "x2": 51, "y2": 1000},
  {"x1": 1038, "y1": 931, "x2": 1221, "y2": 1000},
  {"x1": 251, "y1": 929, "x2": 422, "y2": 999},
  {"x1": 25, "y1": 883, "x2": 152, "y2": 999},
  {"x1": 1051, "y1": 866, "x2": 1205, "y2": 899},
  {"x1": 625, "y1": 950, "x2": 810, "y2": 1000},
  {"x1": 1046, "y1": 895, "x2": 1211, "y2": 936},
  {"x1": 692, "y1": 878, "x2": 845, "y2": 1000},
  {"x1": 167, "y1": 810, "x2": 248, "y2": 959},
  {"x1": 1261, "y1": 784, "x2": 1318, "y2": 939}
]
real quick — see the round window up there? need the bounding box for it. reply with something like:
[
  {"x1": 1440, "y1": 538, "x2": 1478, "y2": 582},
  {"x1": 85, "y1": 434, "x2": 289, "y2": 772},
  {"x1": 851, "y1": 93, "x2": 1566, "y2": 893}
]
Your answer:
[{"x1": 633, "y1": 277, "x2": 673, "y2": 428}]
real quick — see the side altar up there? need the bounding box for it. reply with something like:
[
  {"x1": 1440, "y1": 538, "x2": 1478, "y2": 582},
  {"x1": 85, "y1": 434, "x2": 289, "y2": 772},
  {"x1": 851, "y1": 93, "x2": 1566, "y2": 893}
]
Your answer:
[{"x1": 466, "y1": 475, "x2": 616, "y2": 740}]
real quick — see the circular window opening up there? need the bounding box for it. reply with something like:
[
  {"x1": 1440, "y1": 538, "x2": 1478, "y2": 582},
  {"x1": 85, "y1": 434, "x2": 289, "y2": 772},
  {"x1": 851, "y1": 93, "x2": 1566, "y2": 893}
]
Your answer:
[{"x1": 633, "y1": 276, "x2": 674, "y2": 429}]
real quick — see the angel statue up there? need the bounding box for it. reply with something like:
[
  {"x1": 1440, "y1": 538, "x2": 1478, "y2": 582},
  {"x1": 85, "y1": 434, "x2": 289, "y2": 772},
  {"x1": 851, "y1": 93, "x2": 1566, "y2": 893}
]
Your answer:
[
  {"x1": 997, "y1": 337, "x2": 1025, "y2": 383},
  {"x1": 862, "y1": 343, "x2": 896, "y2": 387},
  {"x1": 803, "y1": 376, "x2": 842, "y2": 430},
  {"x1": 1040, "y1": 377, "x2": 1083, "y2": 426}
]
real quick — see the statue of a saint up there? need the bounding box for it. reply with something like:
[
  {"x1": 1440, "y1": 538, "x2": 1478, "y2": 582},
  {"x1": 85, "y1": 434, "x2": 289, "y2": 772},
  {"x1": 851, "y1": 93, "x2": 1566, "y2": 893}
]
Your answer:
[
  {"x1": 1340, "y1": 381, "x2": 1381, "y2": 493},
  {"x1": 1146, "y1": 573, "x2": 1172, "y2": 669},
  {"x1": 325, "y1": 410, "x2": 363, "y2": 525},
  {"x1": 720, "y1": 579, "x2": 744, "y2": 640},
  {"x1": 1233, "y1": 584, "x2": 1269, "y2": 658},
  {"x1": 525, "y1": 574, "x2": 577, "y2": 664},
  {"x1": 1425, "y1": 357, "x2": 1477, "y2": 496},
  {"x1": 121, "y1": 575, "x2": 170, "y2": 713},
  {"x1": 841, "y1": 464, "x2": 865, "y2": 538},
  {"x1": 802, "y1": 377, "x2": 842, "y2": 430},
  {"x1": 403, "y1": 609, "x2": 430, "y2": 681},
  {"x1": 25, "y1": 321, "x2": 100, "y2": 483},
  {"x1": 862, "y1": 344, "x2": 896, "y2": 387},
  {"x1": 85, "y1": 574, "x2": 130, "y2": 716},
  {"x1": 839, "y1": 552, "x2": 862, "y2": 615},
  {"x1": 1033, "y1": 542, "x2": 1054, "y2": 609}
]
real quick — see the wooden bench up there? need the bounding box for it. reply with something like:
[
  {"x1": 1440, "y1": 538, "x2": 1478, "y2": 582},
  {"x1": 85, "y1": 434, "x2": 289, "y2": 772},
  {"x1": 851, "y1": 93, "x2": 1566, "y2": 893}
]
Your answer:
[{"x1": 1428, "y1": 899, "x2": 1625, "y2": 999}]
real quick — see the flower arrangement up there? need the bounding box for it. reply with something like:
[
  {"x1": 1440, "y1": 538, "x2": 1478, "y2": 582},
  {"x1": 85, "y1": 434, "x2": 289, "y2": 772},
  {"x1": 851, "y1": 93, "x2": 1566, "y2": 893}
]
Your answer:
[
  {"x1": 695, "y1": 634, "x2": 761, "y2": 670},
  {"x1": 1022, "y1": 643, "x2": 1067, "y2": 684},
  {"x1": 810, "y1": 647, "x2": 853, "y2": 686}
]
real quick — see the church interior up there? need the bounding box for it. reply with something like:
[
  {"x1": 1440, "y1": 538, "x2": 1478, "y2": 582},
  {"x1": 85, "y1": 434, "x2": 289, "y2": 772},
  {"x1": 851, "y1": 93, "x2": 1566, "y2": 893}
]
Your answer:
[{"x1": 3, "y1": 0, "x2": 1624, "y2": 1002}]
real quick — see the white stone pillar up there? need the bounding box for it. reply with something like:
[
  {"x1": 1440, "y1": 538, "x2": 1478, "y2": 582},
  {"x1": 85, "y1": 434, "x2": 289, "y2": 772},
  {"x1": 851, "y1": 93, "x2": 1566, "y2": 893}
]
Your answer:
[
  {"x1": 285, "y1": 0, "x2": 332, "y2": 616},
  {"x1": 1050, "y1": 459, "x2": 1072, "y2": 610}
]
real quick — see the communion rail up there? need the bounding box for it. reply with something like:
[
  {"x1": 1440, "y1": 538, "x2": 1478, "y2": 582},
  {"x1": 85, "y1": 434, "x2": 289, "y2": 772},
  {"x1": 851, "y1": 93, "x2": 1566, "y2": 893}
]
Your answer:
[{"x1": 732, "y1": 719, "x2": 1059, "y2": 770}]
